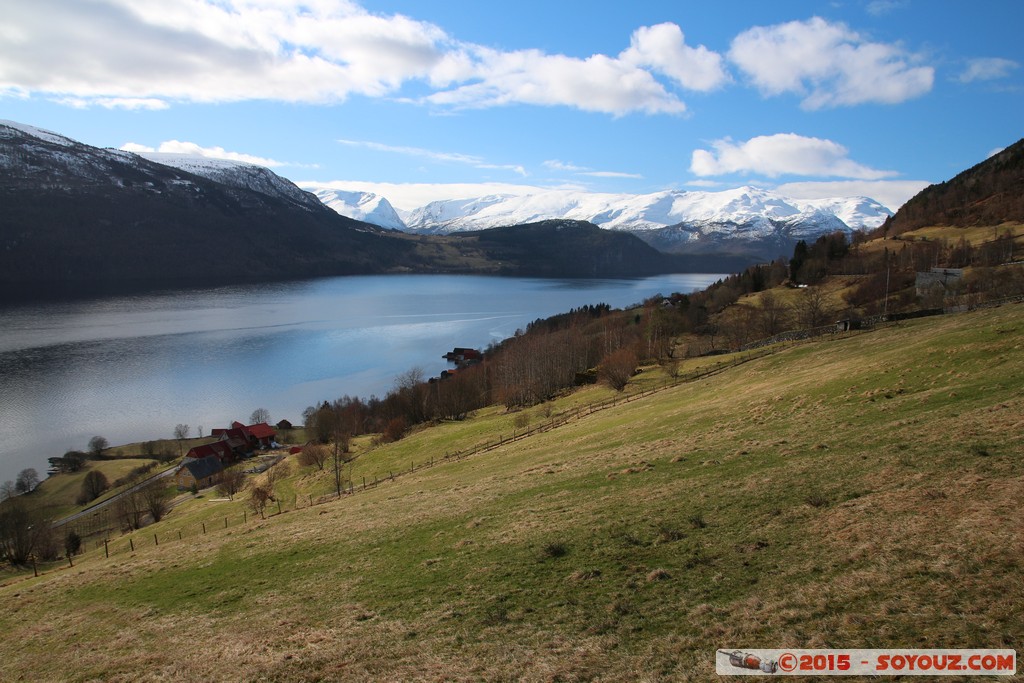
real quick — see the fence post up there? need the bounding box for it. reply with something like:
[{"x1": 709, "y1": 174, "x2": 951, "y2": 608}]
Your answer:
[
  {"x1": 178, "y1": 530, "x2": 182, "y2": 540},
  {"x1": 243, "y1": 511, "x2": 247, "y2": 524},
  {"x1": 202, "y1": 522, "x2": 206, "y2": 535},
  {"x1": 129, "y1": 538, "x2": 134, "y2": 552},
  {"x1": 277, "y1": 500, "x2": 282, "y2": 515},
  {"x1": 224, "y1": 517, "x2": 228, "y2": 529},
  {"x1": 104, "y1": 539, "x2": 109, "y2": 558},
  {"x1": 154, "y1": 533, "x2": 159, "y2": 546},
  {"x1": 362, "y1": 477, "x2": 366, "y2": 490}
]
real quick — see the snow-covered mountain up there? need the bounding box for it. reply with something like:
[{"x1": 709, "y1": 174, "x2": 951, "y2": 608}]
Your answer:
[
  {"x1": 398, "y1": 187, "x2": 891, "y2": 234},
  {"x1": 309, "y1": 188, "x2": 405, "y2": 230},
  {"x1": 310, "y1": 185, "x2": 892, "y2": 260},
  {"x1": 137, "y1": 152, "x2": 324, "y2": 212}
]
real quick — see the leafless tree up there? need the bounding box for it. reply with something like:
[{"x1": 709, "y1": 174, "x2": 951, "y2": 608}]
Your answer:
[
  {"x1": 87, "y1": 436, "x2": 109, "y2": 459},
  {"x1": 599, "y1": 347, "x2": 638, "y2": 392},
  {"x1": 0, "y1": 500, "x2": 40, "y2": 565},
  {"x1": 173, "y1": 424, "x2": 190, "y2": 457},
  {"x1": 141, "y1": 483, "x2": 171, "y2": 523},
  {"x1": 298, "y1": 444, "x2": 329, "y2": 471},
  {"x1": 15, "y1": 468, "x2": 39, "y2": 494},
  {"x1": 79, "y1": 469, "x2": 109, "y2": 503},
  {"x1": 0, "y1": 480, "x2": 15, "y2": 502},
  {"x1": 216, "y1": 467, "x2": 246, "y2": 500},
  {"x1": 797, "y1": 287, "x2": 831, "y2": 329},
  {"x1": 758, "y1": 290, "x2": 790, "y2": 338},
  {"x1": 250, "y1": 485, "x2": 272, "y2": 519},
  {"x1": 250, "y1": 408, "x2": 271, "y2": 425},
  {"x1": 115, "y1": 490, "x2": 145, "y2": 531}
]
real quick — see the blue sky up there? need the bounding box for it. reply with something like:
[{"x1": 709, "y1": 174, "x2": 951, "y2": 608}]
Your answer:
[{"x1": 2, "y1": 0, "x2": 1021, "y2": 211}]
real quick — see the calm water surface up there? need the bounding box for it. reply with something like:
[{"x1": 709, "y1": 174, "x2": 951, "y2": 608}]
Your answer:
[{"x1": 0, "y1": 273, "x2": 724, "y2": 482}]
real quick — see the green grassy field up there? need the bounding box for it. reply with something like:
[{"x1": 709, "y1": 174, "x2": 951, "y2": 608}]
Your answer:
[{"x1": 1, "y1": 304, "x2": 1021, "y2": 681}]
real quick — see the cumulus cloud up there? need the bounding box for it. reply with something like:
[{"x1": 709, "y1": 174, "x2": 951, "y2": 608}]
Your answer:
[
  {"x1": 728, "y1": 17, "x2": 933, "y2": 109},
  {"x1": 0, "y1": 0, "x2": 727, "y2": 117},
  {"x1": 958, "y1": 58, "x2": 1019, "y2": 83},
  {"x1": 0, "y1": 0, "x2": 458, "y2": 106},
  {"x1": 690, "y1": 133, "x2": 897, "y2": 180},
  {"x1": 424, "y1": 47, "x2": 688, "y2": 116},
  {"x1": 620, "y1": 23, "x2": 730, "y2": 92},
  {"x1": 121, "y1": 140, "x2": 285, "y2": 167}
]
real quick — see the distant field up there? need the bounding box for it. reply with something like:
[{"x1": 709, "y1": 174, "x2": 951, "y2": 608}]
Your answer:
[
  {"x1": 1, "y1": 304, "x2": 1021, "y2": 681},
  {"x1": 29, "y1": 458, "x2": 163, "y2": 520}
]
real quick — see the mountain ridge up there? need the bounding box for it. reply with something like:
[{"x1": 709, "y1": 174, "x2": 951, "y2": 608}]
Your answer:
[{"x1": 881, "y1": 137, "x2": 1024, "y2": 235}]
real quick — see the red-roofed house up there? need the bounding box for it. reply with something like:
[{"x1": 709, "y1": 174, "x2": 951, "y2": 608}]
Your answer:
[
  {"x1": 184, "y1": 440, "x2": 236, "y2": 465},
  {"x1": 211, "y1": 422, "x2": 278, "y2": 452}
]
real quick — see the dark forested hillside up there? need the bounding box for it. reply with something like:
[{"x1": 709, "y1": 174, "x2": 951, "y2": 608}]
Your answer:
[
  {"x1": 882, "y1": 138, "x2": 1024, "y2": 235},
  {"x1": 458, "y1": 220, "x2": 751, "y2": 277},
  {"x1": 0, "y1": 123, "x2": 430, "y2": 297}
]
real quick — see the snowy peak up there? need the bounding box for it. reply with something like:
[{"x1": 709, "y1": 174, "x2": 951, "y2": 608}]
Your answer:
[
  {"x1": 395, "y1": 187, "x2": 892, "y2": 234},
  {"x1": 138, "y1": 152, "x2": 323, "y2": 212},
  {"x1": 310, "y1": 188, "x2": 405, "y2": 230}
]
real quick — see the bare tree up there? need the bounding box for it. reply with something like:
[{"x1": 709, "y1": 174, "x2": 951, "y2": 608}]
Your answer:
[
  {"x1": 298, "y1": 443, "x2": 329, "y2": 471},
  {"x1": 250, "y1": 408, "x2": 271, "y2": 425},
  {"x1": 0, "y1": 480, "x2": 15, "y2": 502},
  {"x1": 0, "y1": 500, "x2": 39, "y2": 565},
  {"x1": 173, "y1": 424, "x2": 190, "y2": 458},
  {"x1": 115, "y1": 490, "x2": 145, "y2": 531},
  {"x1": 250, "y1": 485, "x2": 272, "y2": 519},
  {"x1": 141, "y1": 483, "x2": 171, "y2": 523},
  {"x1": 758, "y1": 290, "x2": 790, "y2": 337},
  {"x1": 216, "y1": 467, "x2": 245, "y2": 500},
  {"x1": 797, "y1": 287, "x2": 831, "y2": 329},
  {"x1": 14, "y1": 468, "x2": 39, "y2": 494},
  {"x1": 599, "y1": 347, "x2": 638, "y2": 392},
  {"x1": 79, "y1": 469, "x2": 109, "y2": 503},
  {"x1": 87, "y1": 436, "x2": 109, "y2": 459}
]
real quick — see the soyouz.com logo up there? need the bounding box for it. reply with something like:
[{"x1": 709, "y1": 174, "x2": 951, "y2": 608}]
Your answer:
[{"x1": 716, "y1": 649, "x2": 1016, "y2": 676}]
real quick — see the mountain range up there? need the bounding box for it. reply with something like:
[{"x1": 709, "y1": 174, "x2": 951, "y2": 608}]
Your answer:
[
  {"x1": 309, "y1": 185, "x2": 892, "y2": 261},
  {"x1": 11, "y1": 118, "x2": 985, "y2": 297}
]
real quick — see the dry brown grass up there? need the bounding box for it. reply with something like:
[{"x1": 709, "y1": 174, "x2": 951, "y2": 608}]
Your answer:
[{"x1": 1, "y1": 305, "x2": 1022, "y2": 681}]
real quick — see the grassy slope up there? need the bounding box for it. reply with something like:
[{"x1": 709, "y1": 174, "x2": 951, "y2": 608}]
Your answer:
[{"x1": 1, "y1": 305, "x2": 1022, "y2": 682}]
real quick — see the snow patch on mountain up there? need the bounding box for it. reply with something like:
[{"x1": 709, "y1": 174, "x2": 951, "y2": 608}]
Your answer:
[
  {"x1": 310, "y1": 188, "x2": 405, "y2": 230},
  {"x1": 398, "y1": 186, "x2": 892, "y2": 235},
  {"x1": 138, "y1": 152, "x2": 322, "y2": 211}
]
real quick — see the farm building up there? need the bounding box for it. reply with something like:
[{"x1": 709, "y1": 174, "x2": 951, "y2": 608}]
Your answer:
[{"x1": 175, "y1": 454, "x2": 224, "y2": 490}]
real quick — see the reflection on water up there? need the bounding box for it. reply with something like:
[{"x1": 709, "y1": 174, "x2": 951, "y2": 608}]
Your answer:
[{"x1": 0, "y1": 273, "x2": 723, "y2": 482}]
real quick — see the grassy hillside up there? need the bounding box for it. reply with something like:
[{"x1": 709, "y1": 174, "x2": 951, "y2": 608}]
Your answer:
[{"x1": 1, "y1": 304, "x2": 1022, "y2": 681}]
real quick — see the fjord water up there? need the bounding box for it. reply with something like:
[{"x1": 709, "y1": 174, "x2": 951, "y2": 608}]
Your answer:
[{"x1": 0, "y1": 273, "x2": 723, "y2": 483}]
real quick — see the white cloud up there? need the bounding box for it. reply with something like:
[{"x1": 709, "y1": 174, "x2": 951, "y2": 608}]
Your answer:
[
  {"x1": 620, "y1": 23, "x2": 729, "y2": 92},
  {"x1": 583, "y1": 171, "x2": 644, "y2": 179},
  {"x1": 0, "y1": 0, "x2": 457, "y2": 106},
  {"x1": 424, "y1": 46, "x2": 688, "y2": 116},
  {"x1": 543, "y1": 159, "x2": 642, "y2": 179},
  {"x1": 690, "y1": 133, "x2": 897, "y2": 180},
  {"x1": 958, "y1": 58, "x2": 1019, "y2": 83},
  {"x1": 338, "y1": 139, "x2": 526, "y2": 176},
  {"x1": 0, "y1": 1, "x2": 724, "y2": 117},
  {"x1": 58, "y1": 97, "x2": 170, "y2": 110},
  {"x1": 728, "y1": 17, "x2": 933, "y2": 109},
  {"x1": 121, "y1": 140, "x2": 285, "y2": 167},
  {"x1": 866, "y1": 1, "x2": 907, "y2": 17},
  {"x1": 775, "y1": 179, "x2": 930, "y2": 211}
]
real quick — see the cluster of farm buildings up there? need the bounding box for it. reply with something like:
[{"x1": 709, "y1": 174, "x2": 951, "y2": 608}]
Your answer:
[{"x1": 174, "y1": 421, "x2": 289, "y2": 490}]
